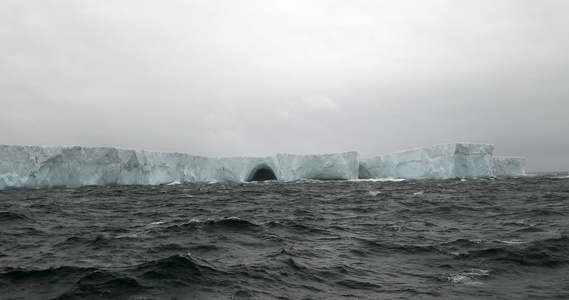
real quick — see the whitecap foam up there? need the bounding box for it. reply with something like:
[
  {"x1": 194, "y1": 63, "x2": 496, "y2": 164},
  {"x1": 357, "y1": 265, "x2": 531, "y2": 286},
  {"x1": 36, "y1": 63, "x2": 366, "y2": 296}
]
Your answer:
[
  {"x1": 389, "y1": 225, "x2": 402, "y2": 231},
  {"x1": 115, "y1": 233, "x2": 139, "y2": 239},
  {"x1": 188, "y1": 218, "x2": 202, "y2": 223},
  {"x1": 447, "y1": 274, "x2": 475, "y2": 284},
  {"x1": 497, "y1": 239, "x2": 525, "y2": 245},
  {"x1": 446, "y1": 269, "x2": 489, "y2": 285},
  {"x1": 367, "y1": 191, "x2": 381, "y2": 196},
  {"x1": 354, "y1": 178, "x2": 406, "y2": 182}
]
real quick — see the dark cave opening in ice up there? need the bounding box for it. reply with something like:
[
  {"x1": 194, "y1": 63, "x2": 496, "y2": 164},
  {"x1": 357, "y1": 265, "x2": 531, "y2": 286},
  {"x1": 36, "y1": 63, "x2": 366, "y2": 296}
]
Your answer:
[{"x1": 248, "y1": 167, "x2": 278, "y2": 181}]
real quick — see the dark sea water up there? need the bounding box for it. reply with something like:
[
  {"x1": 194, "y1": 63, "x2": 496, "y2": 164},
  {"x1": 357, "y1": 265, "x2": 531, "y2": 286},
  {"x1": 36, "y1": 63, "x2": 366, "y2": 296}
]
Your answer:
[{"x1": 1, "y1": 174, "x2": 568, "y2": 299}]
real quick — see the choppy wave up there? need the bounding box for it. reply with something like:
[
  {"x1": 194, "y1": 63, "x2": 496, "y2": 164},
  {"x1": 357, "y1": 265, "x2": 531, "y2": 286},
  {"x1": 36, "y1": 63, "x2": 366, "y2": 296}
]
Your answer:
[{"x1": 0, "y1": 175, "x2": 568, "y2": 299}]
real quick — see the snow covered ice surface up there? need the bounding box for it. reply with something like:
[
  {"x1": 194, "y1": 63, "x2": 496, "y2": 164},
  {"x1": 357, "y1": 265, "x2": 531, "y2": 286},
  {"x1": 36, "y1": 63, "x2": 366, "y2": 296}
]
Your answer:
[{"x1": 0, "y1": 143, "x2": 524, "y2": 189}]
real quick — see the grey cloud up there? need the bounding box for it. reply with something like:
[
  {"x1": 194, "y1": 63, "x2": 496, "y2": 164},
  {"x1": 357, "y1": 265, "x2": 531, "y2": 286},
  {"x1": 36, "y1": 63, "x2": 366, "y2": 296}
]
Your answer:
[{"x1": 1, "y1": 0, "x2": 568, "y2": 171}]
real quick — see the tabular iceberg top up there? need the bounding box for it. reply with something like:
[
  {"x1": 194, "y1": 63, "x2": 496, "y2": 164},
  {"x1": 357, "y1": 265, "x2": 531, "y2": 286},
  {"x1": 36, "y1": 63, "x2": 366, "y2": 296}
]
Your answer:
[{"x1": 0, "y1": 143, "x2": 525, "y2": 189}]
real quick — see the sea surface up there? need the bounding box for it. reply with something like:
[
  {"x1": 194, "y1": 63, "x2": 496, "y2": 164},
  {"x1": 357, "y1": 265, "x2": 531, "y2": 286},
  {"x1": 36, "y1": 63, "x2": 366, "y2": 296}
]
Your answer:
[{"x1": 1, "y1": 174, "x2": 568, "y2": 299}]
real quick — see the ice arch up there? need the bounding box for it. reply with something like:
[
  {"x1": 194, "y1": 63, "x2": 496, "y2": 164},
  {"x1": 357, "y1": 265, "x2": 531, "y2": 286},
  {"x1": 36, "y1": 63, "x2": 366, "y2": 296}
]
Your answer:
[{"x1": 247, "y1": 164, "x2": 278, "y2": 182}]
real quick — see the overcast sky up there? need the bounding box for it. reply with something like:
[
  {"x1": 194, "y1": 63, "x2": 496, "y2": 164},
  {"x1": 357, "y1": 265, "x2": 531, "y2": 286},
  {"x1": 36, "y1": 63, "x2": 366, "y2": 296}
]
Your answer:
[{"x1": 1, "y1": 0, "x2": 568, "y2": 172}]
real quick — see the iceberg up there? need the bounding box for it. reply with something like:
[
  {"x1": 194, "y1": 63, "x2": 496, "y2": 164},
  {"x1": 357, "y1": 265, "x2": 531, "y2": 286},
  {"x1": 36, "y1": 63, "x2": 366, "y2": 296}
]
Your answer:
[{"x1": 0, "y1": 143, "x2": 524, "y2": 189}]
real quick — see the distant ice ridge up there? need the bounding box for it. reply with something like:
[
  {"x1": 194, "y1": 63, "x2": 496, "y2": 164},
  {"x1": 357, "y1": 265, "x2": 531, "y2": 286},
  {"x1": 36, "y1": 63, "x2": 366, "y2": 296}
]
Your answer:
[{"x1": 0, "y1": 143, "x2": 524, "y2": 189}]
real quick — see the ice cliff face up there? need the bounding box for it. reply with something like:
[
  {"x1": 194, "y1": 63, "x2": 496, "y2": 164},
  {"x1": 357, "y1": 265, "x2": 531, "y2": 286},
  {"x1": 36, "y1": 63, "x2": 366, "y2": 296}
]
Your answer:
[
  {"x1": 359, "y1": 143, "x2": 496, "y2": 180},
  {"x1": 492, "y1": 157, "x2": 526, "y2": 177},
  {"x1": 0, "y1": 143, "x2": 524, "y2": 189},
  {"x1": 276, "y1": 152, "x2": 359, "y2": 181}
]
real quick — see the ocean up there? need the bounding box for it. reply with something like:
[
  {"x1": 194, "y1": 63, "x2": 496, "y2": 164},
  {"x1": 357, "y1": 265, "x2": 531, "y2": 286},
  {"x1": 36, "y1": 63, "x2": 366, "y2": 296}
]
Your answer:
[{"x1": 1, "y1": 174, "x2": 568, "y2": 299}]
